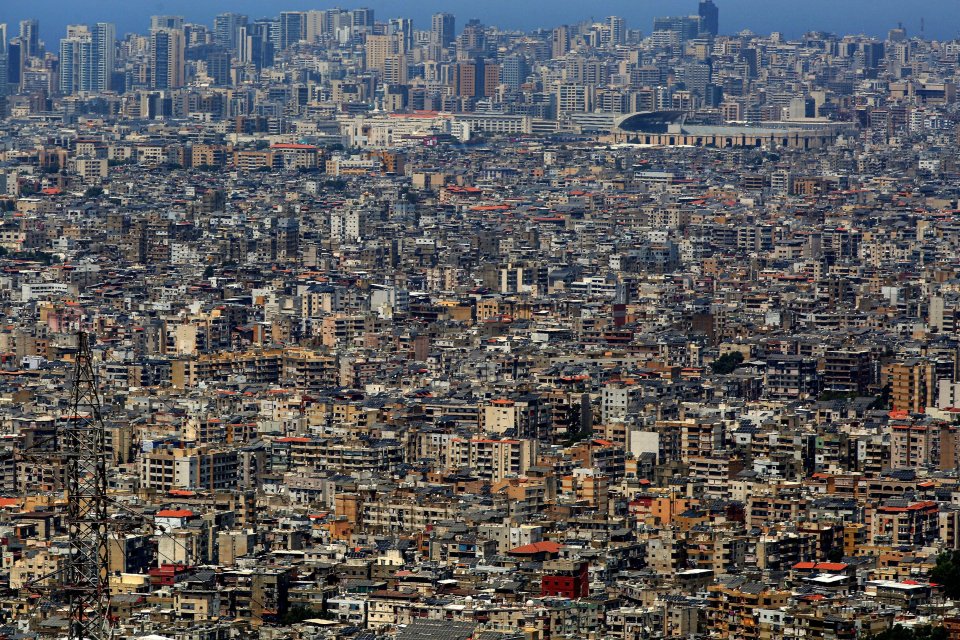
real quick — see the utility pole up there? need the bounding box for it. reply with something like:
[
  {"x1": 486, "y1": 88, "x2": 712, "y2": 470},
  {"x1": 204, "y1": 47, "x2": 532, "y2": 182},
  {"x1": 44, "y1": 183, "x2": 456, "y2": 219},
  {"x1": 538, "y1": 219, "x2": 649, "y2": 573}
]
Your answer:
[{"x1": 62, "y1": 332, "x2": 111, "y2": 640}]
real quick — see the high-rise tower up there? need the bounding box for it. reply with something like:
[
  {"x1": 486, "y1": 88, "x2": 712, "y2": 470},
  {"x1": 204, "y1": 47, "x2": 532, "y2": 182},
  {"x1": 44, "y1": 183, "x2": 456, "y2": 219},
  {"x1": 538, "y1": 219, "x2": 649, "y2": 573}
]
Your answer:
[
  {"x1": 60, "y1": 23, "x2": 115, "y2": 94},
  {"x1": 279, "y1": 11, "x2": 305, "y2": 51},
  {"x1": 431, "y1": 13, "x2": 455, "y2": 48},
  {"x1": 151, "y1": 15, "x2": 184, "y2": 31},
  {"x1": 19, "y1": 19, "x2": 40, "y2": 57},
  {"x1": 150, "y1": 27, "x2": 185, "y2": 89},
  {"x1": 699, "y1": 0, "x2": 719, "y2": 36},
  {"x1": 607, "y1": 16, "x2": 626, "y2": 46},
  {"x1": 214, "y1": 13, "x2": 247, "y2": 51}
]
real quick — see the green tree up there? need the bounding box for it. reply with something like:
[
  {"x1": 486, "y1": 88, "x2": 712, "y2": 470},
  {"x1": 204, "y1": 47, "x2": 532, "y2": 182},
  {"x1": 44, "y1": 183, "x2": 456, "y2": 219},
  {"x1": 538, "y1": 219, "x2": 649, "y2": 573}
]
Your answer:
[
  {"x1": 825, "y1": 546, "x2": 844, "y2": 563},
  {"x1": 818, "y1": 390, "x2": 857, "y2": 402},
  {"x1": 280, "y1": 606, "x2": 326, "y2": 625},
  {"x1": 868, "y1": 624, "x2": 947, "y2": 640},
  {"x1": 931, "y1": 550, "x2": 960, "y2": 599},
  {"x1": 711, "y1": 352, "x2": 744, "y2": 375},
  {"x1": 85, "y1": 186, "x2": 104, "y2": 198}
]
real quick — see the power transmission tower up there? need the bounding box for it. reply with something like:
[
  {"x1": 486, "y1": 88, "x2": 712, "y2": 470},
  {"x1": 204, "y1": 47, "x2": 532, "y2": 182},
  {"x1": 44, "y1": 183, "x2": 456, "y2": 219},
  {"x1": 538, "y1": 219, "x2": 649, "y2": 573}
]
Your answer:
[{"x1": 62, "y1": 332, "x2": 111, "y2": 640}]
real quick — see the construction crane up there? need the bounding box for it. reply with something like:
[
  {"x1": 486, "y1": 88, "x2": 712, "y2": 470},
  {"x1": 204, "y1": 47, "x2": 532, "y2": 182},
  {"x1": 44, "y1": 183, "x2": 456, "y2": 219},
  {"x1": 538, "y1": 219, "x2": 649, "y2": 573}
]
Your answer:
[{"x1": 61, "y1": 331, "x2": 111, "y2": 640}]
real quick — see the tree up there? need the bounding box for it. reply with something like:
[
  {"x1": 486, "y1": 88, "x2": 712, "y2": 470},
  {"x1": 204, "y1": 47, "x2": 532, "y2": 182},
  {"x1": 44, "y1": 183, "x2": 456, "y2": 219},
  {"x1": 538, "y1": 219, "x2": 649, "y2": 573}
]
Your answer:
[
  {"x1": 85, "y1": 186, "x2": 104, "y2": 198},
  {"x1": 12, "y1": 251, "x2": 56, "y2": 265},
  {"x1": 868, "y1": 624, "x2": 947, "y2": 640},
  {"x1": 825, "y1": 546, "x2": 844, "y2": 563},
  {"x1": 931, "y1": 550, "x2": 960, "y2": 599},
  {"x1": 281, "y1": 606, "x2": 326, "y2": 625},
  {"x1": 818, "y1": 390, "x2": 857, "y2": 402},
  {"x1": 711, "y1": 351, "x2": 744, "y2": 375}
]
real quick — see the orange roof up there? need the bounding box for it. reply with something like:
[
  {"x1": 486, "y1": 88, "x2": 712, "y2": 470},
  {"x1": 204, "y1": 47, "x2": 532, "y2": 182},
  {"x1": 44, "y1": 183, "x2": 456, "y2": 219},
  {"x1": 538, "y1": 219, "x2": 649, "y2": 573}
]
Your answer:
[
  {"x1": 815, "y1": 562, "x2": 848, "y2": 571},
  {"x1": 509, "y1": 541, "x2": 562, "y2": 555},
  {"x1": 0, "y1": 498, "x2": 20, "y2": 508},
  {"x1": 156, "y1": 509, "x2": 194, "y2": 518}
]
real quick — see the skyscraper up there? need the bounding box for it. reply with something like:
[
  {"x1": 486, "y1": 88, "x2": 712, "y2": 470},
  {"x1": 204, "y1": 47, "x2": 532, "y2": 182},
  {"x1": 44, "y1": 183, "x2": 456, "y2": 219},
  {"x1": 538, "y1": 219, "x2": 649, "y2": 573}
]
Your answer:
[
  {"x1": 653, "y1": 16, "x2": 701, "y2": 42},
  {"x1": 607, "y1": 16, "x2": 626, "y2": 46},
  {"x1": 351, "y1": 8, "x2": 375, "y2": 30},
  {"x1": 0, "y1": 25, "x2": 7, "y2": 96},
  {"x1": 91, "y1": 23, "x2": 116, "y2": 92},
  {"x1": 7, "y1": 40, "x2": 22, "y2": 90},
  {"x1": 58, "y1": 23, "x2": 114, "y2": 94},
  {"x1": 151, "y1": 15, "x2": 184, "y2": 32},
  {"x1": 19, "y1": 20, "x2": 40, "y2": 58},
  {"x1": 457, "y1": 19, "x2": 486, "y2": 57},
  {"x1": 214, "y1": 13, "x2": 247, "y2": 51},
  {"x1": 206, "y1": 50, "x2": 231, "y2": 86},
  {"x1": 150, "y1": 27, "x2": 185, "y2": 90},
  {"x1": 279, "y1": 12, "x2": 305, "y2": 51},
  {"x1": 388, "y1": 18, "x2": 414, "y2": 52},
  {"x1": 331, "y1": 10, "x2": 354, "y2": 37},
  {"x1": 552, "y1": 26, "x2": 570, "y2": 58},
  {"x1": 454, "y1": 58, "x2": 498, "y2": 99},
  {"x1": 431, "y1": 13, "x2": 455, "y2": 48},
  {"x1": 59, "y1": 28, "x2": 86, "y2": 95},
  {"x1": 304, "y1": 11, "x2": 328, "y2": 43},
  {"x1": 365, "y1": 34, "x2": 402, "y2": 74},
  {"x1": 239, "y1": 22, "x2": 275, "y2": 70},
  {"x1": 699, "y1": 0, "x2": 719, "y2": 36},
  {"x1": 501, "y1": 54, "x2": 530, "y2": 90}
]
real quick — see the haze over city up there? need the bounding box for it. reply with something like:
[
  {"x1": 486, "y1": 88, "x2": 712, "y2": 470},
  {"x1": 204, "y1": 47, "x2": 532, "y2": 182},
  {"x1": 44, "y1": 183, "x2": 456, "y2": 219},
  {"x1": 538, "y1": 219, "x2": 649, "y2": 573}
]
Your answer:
[{"x1": 6, "y1": 0, "x2": 960, "y2": 40}]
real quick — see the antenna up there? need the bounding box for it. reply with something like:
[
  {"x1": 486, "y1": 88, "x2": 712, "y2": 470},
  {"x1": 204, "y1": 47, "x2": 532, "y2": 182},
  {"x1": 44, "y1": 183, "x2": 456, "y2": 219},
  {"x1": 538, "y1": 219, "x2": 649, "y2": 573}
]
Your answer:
[{"x1": 62, "y1": 331, "x2": 112, "y2": 640}]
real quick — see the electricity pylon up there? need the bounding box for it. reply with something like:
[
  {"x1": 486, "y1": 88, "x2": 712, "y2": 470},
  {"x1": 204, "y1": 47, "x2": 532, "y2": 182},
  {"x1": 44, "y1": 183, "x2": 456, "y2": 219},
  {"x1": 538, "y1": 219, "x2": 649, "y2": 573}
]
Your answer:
[{"x1": 62, "y1": 332, "x2": 111, "y2": 640}]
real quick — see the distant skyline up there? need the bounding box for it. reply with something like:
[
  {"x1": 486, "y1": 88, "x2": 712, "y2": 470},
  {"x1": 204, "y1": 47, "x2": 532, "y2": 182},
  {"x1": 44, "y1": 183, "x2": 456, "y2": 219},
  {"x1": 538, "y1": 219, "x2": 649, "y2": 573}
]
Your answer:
[{"x1": 4, "y1": 0, "x2": 959, "y2": 43}]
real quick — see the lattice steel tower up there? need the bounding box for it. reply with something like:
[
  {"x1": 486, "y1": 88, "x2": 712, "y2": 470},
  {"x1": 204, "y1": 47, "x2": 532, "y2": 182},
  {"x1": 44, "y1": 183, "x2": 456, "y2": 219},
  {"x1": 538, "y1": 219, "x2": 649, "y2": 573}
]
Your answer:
[{"x1": 62, "y1": 332, "x2": 111, "y2": 640}]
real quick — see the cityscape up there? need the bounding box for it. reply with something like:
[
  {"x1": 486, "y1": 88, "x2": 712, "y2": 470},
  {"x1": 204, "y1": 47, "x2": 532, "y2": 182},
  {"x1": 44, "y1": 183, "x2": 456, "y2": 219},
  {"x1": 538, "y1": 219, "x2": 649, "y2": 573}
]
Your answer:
[{"x1": 1, "y1": 1, "x2": 960, "y2": 639}]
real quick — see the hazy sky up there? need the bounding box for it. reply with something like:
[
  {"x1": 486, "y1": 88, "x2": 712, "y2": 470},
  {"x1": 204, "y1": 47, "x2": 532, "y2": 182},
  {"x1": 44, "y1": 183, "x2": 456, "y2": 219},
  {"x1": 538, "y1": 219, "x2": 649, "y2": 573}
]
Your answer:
[{"x1": 5, "y1": 0, "x2": 960, "y2": 43}]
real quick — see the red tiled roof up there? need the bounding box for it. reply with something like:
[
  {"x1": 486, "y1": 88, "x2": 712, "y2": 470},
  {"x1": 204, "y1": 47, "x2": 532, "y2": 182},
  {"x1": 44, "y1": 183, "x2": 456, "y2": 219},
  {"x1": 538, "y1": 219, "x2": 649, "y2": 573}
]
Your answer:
[
  {"x1": 156, "y1": 509, "x2": 194, "y2": 518},
  {"x1": 509, "y1": 541, "x2": 562, "y2": 555}
]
